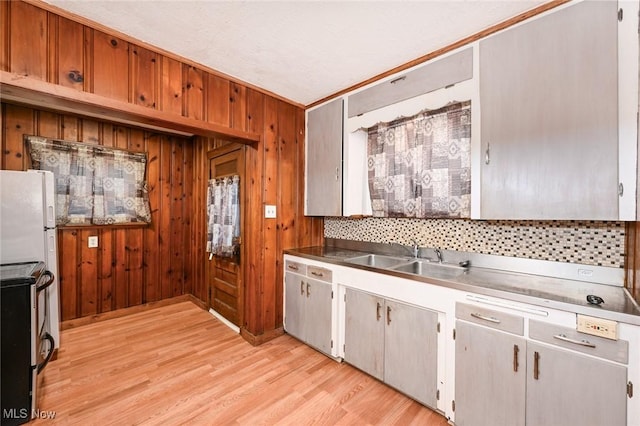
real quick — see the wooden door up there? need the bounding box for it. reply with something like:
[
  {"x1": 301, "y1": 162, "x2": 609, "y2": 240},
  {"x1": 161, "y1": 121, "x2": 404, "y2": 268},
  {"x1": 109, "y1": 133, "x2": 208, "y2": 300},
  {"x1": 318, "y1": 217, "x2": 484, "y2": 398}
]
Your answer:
[
  {"x1": 344, "y1": 288, "x2": 385, "y2": 380},
  {"x1": 454, "y1": 320, "x2": 526, "y2": 426},
  {"x1": 384, "y1": 301, "x2": 438, "y2": 408},
  {"x1": 208, "y1": 147, "x2": 244, "y2": 327}
]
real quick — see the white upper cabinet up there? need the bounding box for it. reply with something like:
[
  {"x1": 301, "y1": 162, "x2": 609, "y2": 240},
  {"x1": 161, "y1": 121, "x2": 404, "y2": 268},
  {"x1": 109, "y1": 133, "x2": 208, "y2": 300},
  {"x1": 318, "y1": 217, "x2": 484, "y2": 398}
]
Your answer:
[
  {"x1": 305, "y1": 98, "x2": 344, "y2": 216},
  {"x1": 478, "y1": 0, "x2": 639, "y2": 220},
  {"x1": 347, "y1": 48, "x2": 473, "y2": 118}
]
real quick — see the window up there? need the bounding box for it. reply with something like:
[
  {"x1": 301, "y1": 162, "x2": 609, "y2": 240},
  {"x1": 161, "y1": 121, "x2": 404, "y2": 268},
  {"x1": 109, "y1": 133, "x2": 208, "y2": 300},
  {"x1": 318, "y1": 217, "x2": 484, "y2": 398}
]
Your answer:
[{"x1": 26, "y1": 135, "x2": 151, "y2": 226}]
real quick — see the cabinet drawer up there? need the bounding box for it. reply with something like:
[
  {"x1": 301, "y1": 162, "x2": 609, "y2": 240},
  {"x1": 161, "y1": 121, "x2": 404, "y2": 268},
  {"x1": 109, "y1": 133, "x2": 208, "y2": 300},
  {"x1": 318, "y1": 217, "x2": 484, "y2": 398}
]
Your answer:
[
  {"x1": 307, "y1": 266, "x2": 332, "y2": 283},
  {"x1": 456, "y1": 302, "x2": 524, "y2": 335},
  {"x1": 529, "y1": 320, "x2": 628, "y2": 364},
  {"x1": 285, "y1": 260, "x2": 306, "y2": 275}
]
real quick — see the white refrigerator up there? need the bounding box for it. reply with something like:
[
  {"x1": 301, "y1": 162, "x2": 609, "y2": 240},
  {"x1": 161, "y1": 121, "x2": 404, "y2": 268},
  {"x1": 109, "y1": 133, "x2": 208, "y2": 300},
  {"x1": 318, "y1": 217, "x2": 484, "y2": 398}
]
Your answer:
[{"x1": 0, "y1": 170, "x2": 61, "y2": 351}]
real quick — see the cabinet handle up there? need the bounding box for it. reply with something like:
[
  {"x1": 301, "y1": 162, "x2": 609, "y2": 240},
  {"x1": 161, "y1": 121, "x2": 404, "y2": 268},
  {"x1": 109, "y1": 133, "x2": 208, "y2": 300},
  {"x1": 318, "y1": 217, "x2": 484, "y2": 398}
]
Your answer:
[
  {"x1": 470, "y1": 312, "x2": 501, "y2": 324},
  {"x1": 288, "y1": 264, "x2": 299, "y2": 271},
  {"x1": 310, "y1": 271, "x2": 324, "y2": 277},
  {"x1": 306, "y1": 283, "x2": 310, "y2": 298},
  {"x1": 533, "y1": 351, "x2": 540, "y2": 380},
  {"x1": 336, "y1": 167, "x2": 340, "y2": 181},
  {"x1": 300, "y1": 281, "x2": 304, "y2": 295},
  {"x1": 513, "y1": 344, "x2": 519, "y2": 372},
  {"x1": 553, "y1": 334, "x2": 596, "y2": 348},
  {"x1": 485, "y1": 143, "x2": 490, "y2": 165},
  {"x1": 376, "y1": 302, "x2": 382, "y2": 321},
  {"x1": 387, "y1": 306, "x2": 392, "y2": 325}
]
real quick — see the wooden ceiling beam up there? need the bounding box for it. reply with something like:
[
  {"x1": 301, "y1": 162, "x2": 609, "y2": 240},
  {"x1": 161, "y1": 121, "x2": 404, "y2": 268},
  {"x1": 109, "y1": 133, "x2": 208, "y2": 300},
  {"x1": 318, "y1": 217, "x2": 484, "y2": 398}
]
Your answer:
[{"x1": 0, "y1": 71, "x2": 261, "y2": 144}]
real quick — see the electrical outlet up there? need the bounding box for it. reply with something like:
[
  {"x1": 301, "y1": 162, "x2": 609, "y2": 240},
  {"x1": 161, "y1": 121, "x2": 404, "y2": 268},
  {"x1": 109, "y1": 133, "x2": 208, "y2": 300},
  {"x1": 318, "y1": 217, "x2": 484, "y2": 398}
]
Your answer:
[
  {"x1": 88, "y1": 236, "x2": 99, "y2": 248},
  {"x1": 265, "y1": 205, "x2": 277, "y2": 218},
  {"x1": 577, "y1": 314, "x2": 618, "y2": 340}
]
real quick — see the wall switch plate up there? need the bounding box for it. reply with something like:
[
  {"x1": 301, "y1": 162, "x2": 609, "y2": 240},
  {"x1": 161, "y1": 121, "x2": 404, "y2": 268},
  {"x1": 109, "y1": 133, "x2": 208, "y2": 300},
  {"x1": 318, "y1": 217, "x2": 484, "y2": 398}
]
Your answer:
[
  {"x1": 265, "y1": 205, "x2": 277, "y2": 218},
  {"x1": 88, "y1": 236, "x2": 99, "y2": 248},
  {"x1": 577, "y1": 314, "x2": 618, "y2": 340}
]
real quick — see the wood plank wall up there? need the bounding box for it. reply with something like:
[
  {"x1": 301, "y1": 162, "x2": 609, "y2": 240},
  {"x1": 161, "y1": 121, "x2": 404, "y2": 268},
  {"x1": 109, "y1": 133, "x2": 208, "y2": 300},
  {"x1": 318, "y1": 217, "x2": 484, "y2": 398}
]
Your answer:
[{"x1": 1, "y1": 0, "x2": 324, "y2": 341}]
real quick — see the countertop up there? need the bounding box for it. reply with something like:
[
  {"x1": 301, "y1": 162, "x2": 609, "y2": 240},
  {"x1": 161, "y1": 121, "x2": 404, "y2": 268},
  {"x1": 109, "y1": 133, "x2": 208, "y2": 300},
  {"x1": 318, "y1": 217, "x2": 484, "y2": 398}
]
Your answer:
[{"x1": 285, "y1": 246, "x2": 640, "y2": 326}]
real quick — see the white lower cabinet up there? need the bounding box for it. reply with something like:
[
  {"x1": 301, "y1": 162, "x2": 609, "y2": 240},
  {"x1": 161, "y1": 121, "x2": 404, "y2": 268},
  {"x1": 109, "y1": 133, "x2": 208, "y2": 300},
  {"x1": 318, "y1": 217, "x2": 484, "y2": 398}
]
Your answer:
[
  {"x1": 344, "y1": 287, "x2": 439, "y2": 408},
  {"x1": 455, "y1": 303, "x2": 629, "y2": 426},
  {"x1": 284, "y1": 261, "x2": 333, "y2": 356}
]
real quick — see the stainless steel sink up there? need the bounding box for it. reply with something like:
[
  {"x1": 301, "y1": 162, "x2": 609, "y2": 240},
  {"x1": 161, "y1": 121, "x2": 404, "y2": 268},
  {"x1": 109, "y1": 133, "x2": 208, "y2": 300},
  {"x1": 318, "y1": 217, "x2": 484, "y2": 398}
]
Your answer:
[
  {"x1": 391, "y1": 259, "x2": 467, "y2": 279},
  {"x1": 345, "y1": 254, "x2": 410, "y2": 269}
]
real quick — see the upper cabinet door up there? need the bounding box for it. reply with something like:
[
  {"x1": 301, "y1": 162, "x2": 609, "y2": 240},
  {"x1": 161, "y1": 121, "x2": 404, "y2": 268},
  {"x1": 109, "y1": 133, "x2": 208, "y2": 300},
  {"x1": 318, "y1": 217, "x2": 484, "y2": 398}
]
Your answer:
[
  {"x1": 305, "y1": 98, "x2": 343, "y2": 216},
  {"x1": 479, "y1": 1, "x2": 619, "y2": 220}
]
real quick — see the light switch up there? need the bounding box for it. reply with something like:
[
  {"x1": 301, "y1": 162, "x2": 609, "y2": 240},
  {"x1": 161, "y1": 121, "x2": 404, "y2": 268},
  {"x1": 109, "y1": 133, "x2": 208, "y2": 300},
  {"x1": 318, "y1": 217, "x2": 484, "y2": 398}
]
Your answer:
[
  {"x1": 88, "y1": 236, "x2": 99, "y2": 248},
  {"x1": 265, "y1": 205, "x2": 277, "y2": 218}
]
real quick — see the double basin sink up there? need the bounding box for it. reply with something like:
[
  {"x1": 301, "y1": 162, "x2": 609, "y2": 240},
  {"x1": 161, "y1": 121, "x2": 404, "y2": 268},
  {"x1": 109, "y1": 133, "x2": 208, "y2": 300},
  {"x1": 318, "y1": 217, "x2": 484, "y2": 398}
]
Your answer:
[{"x1": 344, "y1": 253, "x2": 469, "y2": 280}]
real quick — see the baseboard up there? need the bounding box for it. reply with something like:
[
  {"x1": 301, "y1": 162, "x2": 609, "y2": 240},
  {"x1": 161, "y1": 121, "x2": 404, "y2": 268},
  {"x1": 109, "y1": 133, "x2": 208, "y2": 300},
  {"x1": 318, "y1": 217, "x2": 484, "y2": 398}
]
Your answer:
[
  {"x1": 209, "y1": 309, "x2": 240, "y2": 333},
  {"x1": 240, "y1": 326, "x2": 284, "y2": 346},
  {"x1": 60, "y1": 295, "x2": 195, "y2": 330}
]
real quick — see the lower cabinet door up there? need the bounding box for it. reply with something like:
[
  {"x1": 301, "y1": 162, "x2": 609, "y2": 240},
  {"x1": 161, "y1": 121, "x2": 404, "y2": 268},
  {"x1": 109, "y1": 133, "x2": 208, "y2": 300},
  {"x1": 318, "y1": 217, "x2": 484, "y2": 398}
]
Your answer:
[
  {"x1": 455, "y1": 320, "x2": 526, "y2": 426},
  {"x1": 526, "y1": 342, "x2": 627, "y2": 426},
  {"x1": 344, "y1": 288, "x2": 385, "y2": 380},
  {"x1": 284, "y1": 272, "x2": 305, "y2": 341},
  {"x1": 384, "y1": 300, "x2": 438, "y2": 407},
  {"x1": 305, "y1": 278, "x2": 332, "y2": 355}
]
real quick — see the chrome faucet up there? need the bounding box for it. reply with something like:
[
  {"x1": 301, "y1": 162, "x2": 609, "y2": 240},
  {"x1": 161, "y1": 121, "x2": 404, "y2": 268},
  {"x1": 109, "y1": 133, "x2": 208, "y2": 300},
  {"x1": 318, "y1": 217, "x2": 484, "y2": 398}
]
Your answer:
[
  {"x1": 434, "y1": 248, "x2": 443, "y2": 263},
  {"x1": 410, "y1": 239, "x2": 420, "y2": 258}
]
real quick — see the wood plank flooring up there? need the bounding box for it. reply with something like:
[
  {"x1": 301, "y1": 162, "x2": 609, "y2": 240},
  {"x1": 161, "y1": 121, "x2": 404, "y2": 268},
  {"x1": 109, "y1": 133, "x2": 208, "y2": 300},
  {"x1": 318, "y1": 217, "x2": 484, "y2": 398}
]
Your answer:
[{"x1": 35, "y1": 301, "x2": 450, "y2": 425}]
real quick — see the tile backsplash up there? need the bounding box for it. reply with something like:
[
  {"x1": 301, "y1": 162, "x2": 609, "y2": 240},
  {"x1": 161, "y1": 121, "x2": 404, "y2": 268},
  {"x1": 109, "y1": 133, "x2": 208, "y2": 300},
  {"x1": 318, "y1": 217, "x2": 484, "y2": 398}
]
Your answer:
[{"x1": 324, "y1": 217, "x2": 625, "y2": 268}]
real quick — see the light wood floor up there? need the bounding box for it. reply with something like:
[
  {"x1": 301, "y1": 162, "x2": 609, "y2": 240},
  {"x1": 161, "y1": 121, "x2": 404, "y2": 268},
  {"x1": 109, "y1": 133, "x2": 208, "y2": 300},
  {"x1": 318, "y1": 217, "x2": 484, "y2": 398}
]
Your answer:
[{"x1": 36, "y1": 301, "x2": 450, "y2": 425}]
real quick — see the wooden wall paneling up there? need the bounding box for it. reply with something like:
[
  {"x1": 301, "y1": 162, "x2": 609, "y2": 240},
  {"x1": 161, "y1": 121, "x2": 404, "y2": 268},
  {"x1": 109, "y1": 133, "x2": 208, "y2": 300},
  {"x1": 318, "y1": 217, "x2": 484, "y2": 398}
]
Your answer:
[
  {"x1": 206, "y1": 73, "x2": 230, "y2": 126},
  {"x1": 8, "y1": 1, "x2": 47, "y2": 80},
  {"x1": 91, "y1": 30, "x2": 129, "y2": 101},
  {"x1": 35, "y1": 110, "x2": 60, "y2": 139},
  {"x1": 189, "y1": 138, "x2": 204, "y2": 302},
  {"x1": 113, "y1": 126, "x2": 130, "y2": 310},
  {"x1": 99, "y1": 228, "x2": 114, "y2": 313},
  {"x1": 2, "y1": 104, "x2": 33, "y2": 170},
  {"x1": 97, "y1": 123, "x2": 114, "y2": 313},
  {"x1": 260, "y1": 96, "x2": 280, "y2": 334},
  {"x1": 131, "y1": 46, "x2": 158, "y2": 109},
  {"x1": 143, "y1": 133, "x2": 161, "y2": 303},
  {"x1": 184, "y1": 65, "x2": 204, "y2": 120},
  {"x1": 182, "y1": 140, "x2": 194, "y2": 295},
  {"x1": 625, "y1": 222, "x2": 639, "y2": 302},
  {"x1": 60, "y1": 114, "x2": 80, "y2": 141},
  {"x1": 79, "y1": 230, "x2": 98, "y2": 316},
  {"x1": 275, "y1": 101, "x2": 297, "y2": 327},
  {"x1": 159, "y1": 56, "x2": 183, "y2": 115},
  {"x1": 159, "y1": 136, "x2": 174, "y2": 299},
  {"x1": 170, "y1": 139, "x2": 185, "y2": 297},
  {"x1": 81, "y1": 119, "x2": 101, "y2": 144},
  {"x1": 230, "y1": 82, "x2": 247, "y2": 131},
  {"x1": 0, "y1": 0, "x2": 9, "y2": 71},
  {"x1": 243, "y1": 89, "x2": 265, "y2": 330},
  {"x1": 126, "y1": 128, "x2": 145, "y2": 306},
  {"x1": 52, "y1": 16, "x2": 84, "y2": 90},
  {"x1": 59, "y1": 229, "x2": 78, "y2": 320}
]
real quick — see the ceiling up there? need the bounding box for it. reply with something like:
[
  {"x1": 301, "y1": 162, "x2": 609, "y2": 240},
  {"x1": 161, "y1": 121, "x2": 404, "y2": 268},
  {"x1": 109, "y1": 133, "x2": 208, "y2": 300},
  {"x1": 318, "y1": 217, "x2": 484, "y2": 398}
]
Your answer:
[{"x1": 42, "y1": 0, "x2": 547, "y2": 106}]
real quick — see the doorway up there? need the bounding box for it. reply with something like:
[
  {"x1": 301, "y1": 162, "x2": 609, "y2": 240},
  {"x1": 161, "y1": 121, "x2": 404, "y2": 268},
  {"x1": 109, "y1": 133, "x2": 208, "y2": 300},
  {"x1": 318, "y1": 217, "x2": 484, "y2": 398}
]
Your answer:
[{"x1": 207, "y1": 145, "x2": 245, "y2": 328}]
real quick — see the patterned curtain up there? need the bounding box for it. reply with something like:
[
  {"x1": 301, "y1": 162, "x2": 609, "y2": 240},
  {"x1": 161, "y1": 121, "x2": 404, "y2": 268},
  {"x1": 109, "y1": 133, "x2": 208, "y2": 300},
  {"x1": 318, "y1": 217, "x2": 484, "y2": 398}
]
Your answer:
[
  {"x1": 27, "y1": 136, "x2": 151, "y2": 225},
  {"x1": 92, "y1": 148, "x2": 152, "y2": 225},
  {"x1": 206, "y1": 175, "x2": 240, "y2": 258},
  {"x1": 367, "y1": 100, "x2": 471, "y2": 218}
]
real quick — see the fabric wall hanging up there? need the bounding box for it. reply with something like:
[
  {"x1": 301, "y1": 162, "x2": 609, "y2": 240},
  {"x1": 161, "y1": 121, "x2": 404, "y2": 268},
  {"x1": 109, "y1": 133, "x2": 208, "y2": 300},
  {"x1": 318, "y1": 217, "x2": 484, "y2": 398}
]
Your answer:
[
  {"x1": 206, "y1": 175, "x2": 240, "y2": 258},
  {"x1": 26, "y1": 135, "x2": 152, "y2": 225},
  {"x1": 367, "y1": 100, "x2": 471, "y2": 218}
]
